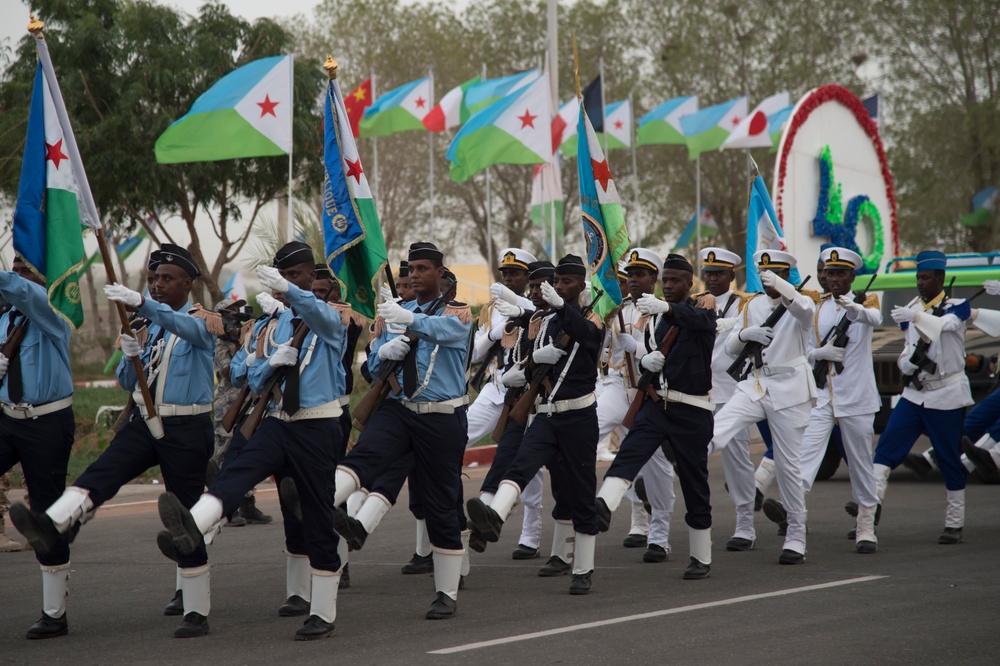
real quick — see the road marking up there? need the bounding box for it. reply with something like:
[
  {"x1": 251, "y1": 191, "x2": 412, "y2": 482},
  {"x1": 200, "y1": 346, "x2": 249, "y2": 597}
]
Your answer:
[
  {"x1": 429, "y1": 575, "x2": 887, "y2": 655},
  {"x1": 100, "y1": 487, "x2": 277, "y2": 510}
]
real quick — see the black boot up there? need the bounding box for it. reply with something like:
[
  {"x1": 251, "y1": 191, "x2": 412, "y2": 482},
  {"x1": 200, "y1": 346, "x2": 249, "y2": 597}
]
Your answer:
[
  {"x1": 239, "y1": 494, "x2": 273, "y2": 525},
  {"x1": 538, "y1": 556, "x2": 571, "y2": 577},
  {"x1": 278, "y1": 595, "x2": 310, "y2": 617},
  {"x1": 339, "y1": 563, "x2": 351, "y2": 590},
  {"x1": 164, "y1": 589, "x2": 183, "y2": 616},
  {"x1": 25, "y1": 612, "x2": 67, "y2": 639},
  {"x1": 9, "y1": 504, "x2": 59, "y2": 554},
  {"x1": 762, "y1": 498, "x2": 789, "y2": 536},
  {"x1": 622, "y1": 533, "x2": 646, "y2": 548},
  {"x1": 595, "y1": 498, "x2": 612, "y2": 533},
  {"x1": 569, "y1": 571, "x2": 592, "y2": 595},
  {"x1": 174, "y1": 612, "x2": 209, "y2": 638},
  {"x1": 333, "y1": 508, "x2": 367, "y2": 551},
  {"x1": 295, "y1": 615, "x2": 335, "y2": 640},
  {"x1": 158, "y1": 493, "x2": 203, "y2": 556},
  {"x1": 425, "y1": 592, "x2": 456, "y2": 619},
  {"x1": 938, "y1": 527, "x2": 963, "y2": 545},
  {"x1": 511, "y1": 544, "x2": 539, "y2": 560},
  {"x1": 465, "y1": 497, "x2": 504, "y2": 543},
  {"x1": 683, "y1": 557, "x2": 711, "y2": 580},
  {"x1": 400, "y1": 553, "x2": 434, "y2": 575}
]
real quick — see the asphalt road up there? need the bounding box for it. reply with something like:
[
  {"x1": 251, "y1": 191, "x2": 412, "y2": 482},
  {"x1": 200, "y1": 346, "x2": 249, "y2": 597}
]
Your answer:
[{"x1": 2, "y1": 444, "x2": 998, "y2": 665}]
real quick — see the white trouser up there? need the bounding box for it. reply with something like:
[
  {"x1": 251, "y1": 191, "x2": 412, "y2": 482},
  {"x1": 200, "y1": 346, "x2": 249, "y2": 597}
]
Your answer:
[
  {"x1": 465, "y1": 382, "x2": 504, "y2": 448},
  {"x1": 799, "y1": 404, "x2": 879, "y2": 507},
  {"x1": 596, "y1": 376, "x2": 629, "y2": 442},
  {"x1": 717, "y1": 402, "x2": 756, "y2": 540},
  {"x1": 516, "y1": 470, "x2": 545, "y2": 549},
  {"x1": 714, "y1": 390, "x2": 811, "y2": 554},
  {"x1": 640, "y1": 448, "x2": 675, "y2": 548}
]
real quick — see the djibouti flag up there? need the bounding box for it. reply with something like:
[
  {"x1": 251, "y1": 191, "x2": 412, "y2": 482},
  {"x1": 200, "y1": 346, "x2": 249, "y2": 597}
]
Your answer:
[
  {"x1": 577, "y1": 98, "x2": 629, "y2": 319},
  {"x1": 13, "y1": 42, "x2": 95, "y2": 330}
]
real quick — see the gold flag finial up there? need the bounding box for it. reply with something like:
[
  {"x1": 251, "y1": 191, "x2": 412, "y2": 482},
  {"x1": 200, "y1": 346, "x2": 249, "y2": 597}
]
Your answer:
[
  {"x1": 27, "y1": 14, "x2": 44, "y2": 38},
  {"x1": 573, "y1": 32, "x2": 581, "y2": 100},
  {"x1": 324, "y1": 56, "x2": 338, "y2": 80}
]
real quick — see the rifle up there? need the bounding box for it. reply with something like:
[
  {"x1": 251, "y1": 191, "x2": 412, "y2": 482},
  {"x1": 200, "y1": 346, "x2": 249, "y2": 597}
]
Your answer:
[
  {"x1": 220, "y1": 310, "x2": 283, "y2": 434},
  {"x1": 617, "y1": 306, "x2": 638, "y2": 389},
  {"x1": 902, "y1": 276, "x2": 956, "y2": 391},
  {"x1": 622, "y1": 323, "x2": 681, "y2": 429},
  {"x1": 507, "y1": 290, "x2": 603, "y2": 426},
  {"x1": 352, "y1": 279, "x2": 456, "y2": 432},
  {"x1": 726, "y1": 276, "x2": 812, "y2": 382},
  {"x1": 813, "y1": 272, "x2": 879, "y2": 389},
  {"x1": 109, "y1": 315, "x2": 150, "y2": 434}
]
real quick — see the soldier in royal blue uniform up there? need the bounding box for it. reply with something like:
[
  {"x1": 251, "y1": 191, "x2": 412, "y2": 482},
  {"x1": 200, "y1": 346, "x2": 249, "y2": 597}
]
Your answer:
[
  {"x1": 466, "y1": 255, "x2": 604, "y2": 595},
  {"x1": 329, "y1": 242, "x2": 472, "y2": 620},
  {"x1": 593, "y1": 254, "x2": 718, "y2": 580},
  {"x1": 0, "y1": 256, "x2": 76, "y2": 639},
  {"x1": 12, "y1": 244, "x2": 215, "y2": 638}
]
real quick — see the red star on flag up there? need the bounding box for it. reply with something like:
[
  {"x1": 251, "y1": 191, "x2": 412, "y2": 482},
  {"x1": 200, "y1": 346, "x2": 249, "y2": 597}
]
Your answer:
[
  {"x1": 614, "y1": 120, "x2": 623, "y2": 130},
  {"x1": 517, "y1": 109, "x2": 537, "y2": 129},
  {"x1": 591, "y1": 157, "x2": 613, "y2": 192},
  {"x1": 45, "y1": 138, "x2": 68, "y2": 170},
  {"x1": 731, "y1": 115, "x2": 740, "y2": 127},
  {"x1": 415, "y1": 97, "x2": 426, "y2": 109},
  {"x1": 257, "y1": 94, "x2": 279, "y2": 117},
  {"x1": 345, "y1": 157, "x2": 364, "y2": 183}
]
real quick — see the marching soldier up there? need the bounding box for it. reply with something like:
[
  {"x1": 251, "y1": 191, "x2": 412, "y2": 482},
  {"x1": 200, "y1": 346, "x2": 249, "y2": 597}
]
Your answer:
[
  {"x1": 873, "y1": 250, "x2": 973, "y2": 544},
  {"x1": 396, "y1": 261, "x2": 415, "y2": 302},
  {"x1": 466, "y1": 255, "x2": 604, "y2": 595},
  {"x1": 709, "y1": 250, "x2": 817, "y2": 565},
  {"x1": 11, "y1": 244, "x2": 216, "y2": 637},
  {"x1": 594, "y1": 254, "x2": 717, "y2": 579},
  {"x1": 0, "y1": 256, "x2": 76, "y2": 637},
  {"x1": 330, "y1": 242, "x2": 472, "y2": 620},
  {"x1": 155, "y1": 241, "x2": 350, "y2": 640}
]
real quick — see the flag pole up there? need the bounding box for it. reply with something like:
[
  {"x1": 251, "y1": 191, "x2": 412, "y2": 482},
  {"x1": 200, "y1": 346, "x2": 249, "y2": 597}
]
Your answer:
[
  {"x1": 428, "y1": 67, "x2": 435, "y2": 227},
  {"x1": 629, "y1": 91, "x2": 640, "y2": 246},
  {"x1": 283, "y1": 53, "x2": 294, "y2": 245},
  {"x1": 695, "y1": 155, "x2": 701, "y2": 270},
  {"x1": 547, "y1": 0, "x2": 559, "y2": 258},
  {"x1": 371, "y1": 68, "x2": 379, "y2": 213},
  {"x1": 599, "y1": 56, "x2": 608, "y2": 157},
  {"x1": 482, "y1": 63, "x2": 493, "y2": 274},
  {"x1": 28, "y1": 16, "x2": 162, "y2": 438}
]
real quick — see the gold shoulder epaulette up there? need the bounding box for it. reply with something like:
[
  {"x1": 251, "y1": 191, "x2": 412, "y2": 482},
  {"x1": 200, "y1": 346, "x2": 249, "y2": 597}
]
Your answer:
[
  {"x1": 864, "y1": 293, "x2": 880, "y2": 310},
  {"x1": 694, "y1": 293, "x2": 716, "y2": 310},
  {"x1": 443, "y1": 301, "x2": 472, "y2": 324},
  {"x1": 801, "y1": 289, "x2": 822, "y2": 304},
  {"x1": 501, "y1": 321, "x2": 520, "y2": 349},
  {"x1": 738, "y1": 292, "x2": 761, "y2": 312},
  {"x1": 692, "y1": 290, "x2": 710, "y2": 300},
  {"x1": 328, "y1": 300, "x2": 366, "y2": 326},
  {"x1": 477, "y1": 299, "x2": 494, "y2": 327},
  {"x1": 587, "y1": 311, "x2": 605, "y2": 329},
  {"x1": 371, "y1": 316, "x2": 386, "y2": 338},
  {"x1": 528, "y1": 310, "x2": 548, "y2": 340},
  {"x1": 188, "y1": 304, "x2": 225, "y2": 336},
  {"x1": 238, "y1": 319, "x2": 256, "y2": 347}
]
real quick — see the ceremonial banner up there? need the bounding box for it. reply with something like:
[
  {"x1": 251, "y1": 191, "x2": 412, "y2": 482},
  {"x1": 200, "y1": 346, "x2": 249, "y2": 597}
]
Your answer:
[
  {"x1": 721, "y1": 92, "x2": 790, "y2": 150},
  {"x1": 745, "y1": 173, "x2": 798, "y2": 292},
  {"x1": 671, "y1": 207, "x2": 717, "y2": 251},
  {"x1": 423, "y1": 76, "x2": 480, "y2": 132},
  {"x1": 637, "y1": 95, "x2": 698, "y2": 146},
  {"x1": 359, "y1": 76, "x2": 432, "y2": 138},
  {"x1": 529, "y1": 162, "x2": 564, "y2": 255},
  {"x1": 680, "y1": 96, "x2": 747, "y2": 159},
  {"x1": 464, "y1": 69, "x2": 540, "y2": 114},
  {"x1": 344, "y1": 77, "x2": 373, "y2": 138}
]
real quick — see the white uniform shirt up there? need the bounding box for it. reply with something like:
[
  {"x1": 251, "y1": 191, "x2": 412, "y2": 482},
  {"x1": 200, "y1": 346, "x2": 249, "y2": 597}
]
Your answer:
[
  {"x1": 600, "y1": 299, "x2": 641, "y2": 384},
  {"x1": 472, "y1": 295, "x2": 534, "y2": 390},
  {"x1": 710, "y1": 289, "x2": 742, "y2": 404},
  {"x1": 898, "y1": 296, "x2": 974, "y2": 410},
  {"x1": 727, "y1": 291, "x2": 817, "y2": 410},
  {"x1": 809, "y1": 295, "x2": 881, "y2": 417}
]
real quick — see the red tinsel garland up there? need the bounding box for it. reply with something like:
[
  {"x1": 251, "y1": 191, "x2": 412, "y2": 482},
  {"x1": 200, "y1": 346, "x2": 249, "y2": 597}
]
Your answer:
[{"x1": 775, "y1": 84, "x2": 899, "y2": 259}]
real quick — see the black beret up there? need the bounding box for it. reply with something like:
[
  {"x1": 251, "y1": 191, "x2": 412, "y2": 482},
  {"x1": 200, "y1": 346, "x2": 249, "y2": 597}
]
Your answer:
[
  {"x1": 273, "y1": 241, "x2": 314, "y2": 270},
  {"x1": 148, "y1": 250, "x2": 163, "y2": 271},
  {"x1": 408, "y1": 242, "x2": 444, "y2": 263},
  {"x1": 662, "y1": 253, "x2": 693, "y2": 273},
  {"x1": 159, "y1": 243, "x2": 200, "y2": 278},
  {"x1": 528, "y1": 260, "x2": 555, "y2": 280},
  {"x1": 554, "y1": 254, "x2": 587, "y2": 277},
  {"x1": 398, "y1": 260, "x2": 410, "y2": 278}
]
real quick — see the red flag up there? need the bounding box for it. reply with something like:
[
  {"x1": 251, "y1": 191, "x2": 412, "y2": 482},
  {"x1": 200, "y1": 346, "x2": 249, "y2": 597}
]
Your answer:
[{"x1": 344, "y1": 78, "x2": 373, "y2": 138}]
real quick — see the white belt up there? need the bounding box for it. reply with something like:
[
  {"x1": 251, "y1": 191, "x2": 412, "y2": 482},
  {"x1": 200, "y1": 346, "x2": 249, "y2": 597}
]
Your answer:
[
  {"x1": 656, "y1": 389, "x2": 715, "y2": 411},
  {"x1": 921, "y1": 372, "x2": 966, "y2": 391},
  {"x1": 137, "y1": 401, "x2": 213, "y2": 418},
  {"x1": 1, "y1": 396, "x2": 73, "y2": 420},
  {"x1": 337, "y1": 395, "x2": 351, "y2": 408},
  {"x1": 758, "y1": 355, "x2": 808, "y2": 377},
  {"x1": 400, "y1": 395, "x2": 470, "y2": 415},
  {"x1": 534, "y1": 392, "x2": 597, "y2": 415},
  {"x1": 270, "y1": 399, "x2": 344, "y2": 422}
]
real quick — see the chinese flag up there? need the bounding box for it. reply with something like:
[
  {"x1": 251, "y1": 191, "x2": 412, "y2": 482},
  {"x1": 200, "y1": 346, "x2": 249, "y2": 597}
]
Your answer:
[{"x1": 344, "y1": 78, "x2": 373, "y2": 138}]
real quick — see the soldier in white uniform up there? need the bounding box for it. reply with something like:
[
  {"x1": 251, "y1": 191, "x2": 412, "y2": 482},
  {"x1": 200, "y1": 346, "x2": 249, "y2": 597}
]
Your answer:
[
  {"x1": 873, "y1": 250, "x2": 974, "y2": 544},
  {"x1": 710, "y1": 250, "x2": 816, "y2": 565},
  {"x1": 765, "y1": 248, "x2": 882, "y2": 553}
]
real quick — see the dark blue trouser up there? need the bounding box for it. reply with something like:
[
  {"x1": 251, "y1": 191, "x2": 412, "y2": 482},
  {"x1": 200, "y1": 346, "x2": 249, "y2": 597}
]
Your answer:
[
  {"x1": 503, "y1": 405, "x2": 598, "y2": 535},
  {"x1": 483, "y1": 419, "x2": 570, "y2": 521},
  {"x1": 963, "y1": 385, "x2": 1000, "y2": 443},
  {"x1": 341, "y1": 400, "x2": 468, "y2": 550},
  {"x1": 212, "y1": 416, "x2": 343, "y2": 571},
  {"x1": 608, "y1": 399, "x2": 713, "y2": 530},
  {"x1": 0, "y1": 407, "x2": 75, "y2": 566},
  {"x1": 874, "y1": 398, "x2": 967, "y2": 490},
  {"x1": 76, "y1": 411, "x2": 212, "y2": 568}
]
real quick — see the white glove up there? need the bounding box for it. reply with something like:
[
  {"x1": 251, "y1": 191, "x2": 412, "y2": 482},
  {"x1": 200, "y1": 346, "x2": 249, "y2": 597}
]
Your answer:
[
  {"x1": 256, "y1": 266, "x2": 290, "y2": 294},
  {"x1": 104, "y1": 283, "x2": 143, "y2": 308},
  {"x1": 984, "y1": 280, "x2": 1000, "y2": 296},
  {"x1": 120, "y1": 334, "x2": 142, "y2": 359},
  {"x1": 540, "y1": 281, "x2": 564, "y2": 309},
  {"x1": 380, "y1": 285, "x2": 401, "y2": 303},
  {"x1": 256, "y1": 292, "x2": 285, "y2": 316},
  {"x1": 716, "y1": 317, "x2": 738, "y2": 332},
  {"x1": 377, "y1": 299, "x2": 415, "y2": 326},
  {"x1": 0, "y1": 353, "x2": 7, "y2": 380},
  {"x1": 890, "y1": 305, "x2": 918, "y2": 324},
  {"x1": 501, "y1": 368, "x2": 527, "y2": 388},
  {"x1": 490, "y1": 282, "x2": 520, "y2": 304},
  {"x1": 812, "y1": 341, "x2": 846, "y2": 362},
  {"x1": 494, "y1": 299, "x2": 523, "y2": 318},
  {"x1": 268, "y1": 343, "x2": 299, "y2": 368},
  {"x1": 760, "y1": 270, "x2": 798, "y2": 301},
  {"x1": 636, "y1": 293, "x2": 671, "y2": 315},
  {"x1": 738, "y1": 326, "x2": 774, "y2": 345},
  {"x1": 532, "y1": 344, "x2": 566, "y2": 365},
  {"x1": 837, "y1": 294, "x2": 865, "y2": 315},
  {"x1": 378, "y1": 336, "x2": 410, "y2": 361},
  {"x1": 640, "y1": 350, "x2": 665, "y2": 372},
  {"x1": 899, "y1": 346, "x2": 919, "y2": 375},
  {"x1": 619, "y1": 333, "x2": 637, "y2": 355}
]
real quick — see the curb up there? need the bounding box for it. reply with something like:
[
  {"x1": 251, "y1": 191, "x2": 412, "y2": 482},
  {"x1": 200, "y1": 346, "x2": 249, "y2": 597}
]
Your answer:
[{"x1": 463, "y1": 445, "x2": 496, "y2": 467}]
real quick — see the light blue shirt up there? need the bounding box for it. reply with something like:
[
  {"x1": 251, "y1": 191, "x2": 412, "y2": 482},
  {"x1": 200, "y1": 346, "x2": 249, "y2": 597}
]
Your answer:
[
  {"x1": 242, "y1": 284, "x2": 347, "y2": 409},
  {"x1": 117, "y1": 299, "x2": 215, "y2": 406},
  {"x1": 368, "y1": 298, "x2": 470, "y2": 403},
  {"x1": 0, "y1": 271, "x2": 73, "y2": 405}
]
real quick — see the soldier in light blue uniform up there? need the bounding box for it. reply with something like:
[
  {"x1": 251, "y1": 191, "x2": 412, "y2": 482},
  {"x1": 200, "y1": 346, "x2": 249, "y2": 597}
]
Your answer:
[
  {"x1": 0, "y1": 256, "x2": 75, "y2": 639},
  {"x1": 331, "y1": 241, "x2": 472, "y2": 621},
  {"x1": 12, "y1": 243, "x2": 215, "y2": 639},
  {"x1": 156, "y1": 241, "x2": 349, "y2": 641}
]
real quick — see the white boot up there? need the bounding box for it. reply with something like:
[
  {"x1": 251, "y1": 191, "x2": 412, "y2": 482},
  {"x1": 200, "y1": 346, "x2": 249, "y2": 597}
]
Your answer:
[
  {"x1": 415, "y1": 519, "x2": 432, "y2": 558},
  {"x1": 45, "y1": 487, "x2": 94, "y2": 533},
  {"x1": 873, "y1": 463, "x2": 891, "y2": 503},
  {"x1": 355, "y1": 493, "x2": 391, "y2": 535},
  {"x1": 337, "y1": 539, "x2": 349, "y2": 573},
  {"x1": 41, "y1": 563, "x2": 70, "y2": 618},
  {"x1": 478, "y1": 491, "x2": 495, "y2": 505},
  {"x1": 856, "y1": 503, "x2": 878, "y2": 550},
  {"x1": 945, "y1": 489, "x2": 965, "y2": 529},
  {"x1": 755, "y1": 457, "x2": 776, "y2": 494},
  {"x1": 689, "y1": 526, "x2": 712, "y2": 565},
  {"x1": 596, "y1": 476, "x2": 632, "y2": 513},
  {"x1": 490, "y1": 480, "x2": 521, "y2": 524},
  {"x1": 460, "y1": 530, "x2": 471, "y2": 577},
  {"x1": 182, "y1": 494, "x2": 223, "y2": 535},
  {"x1": 345, "y1": 489, "x2": 368, "y2": 517},
  {"x1": 203, "y1": 517, "x2": 226, "y2": 546},
  {"x1": 550, "y1": 519, "x2": 575, "y2": 563},
  {"x1": 286, "y1": 552, "x2": 311, "y2": 604},
  {"x1": 308, "y1": 568, "x2": 340, "y2": 624},
  {"x1": 333, "y1": 467, "x2": 360, "y2": 507},
  {"x1": 179, "y1": 564, "x2": 211, "y2": 617},
  {"x1": 976, "y1": 434, "x2": 999, "y2": 450},
  {"x1": 573, "y1": 533, "x2": 596, "y2": 575}
]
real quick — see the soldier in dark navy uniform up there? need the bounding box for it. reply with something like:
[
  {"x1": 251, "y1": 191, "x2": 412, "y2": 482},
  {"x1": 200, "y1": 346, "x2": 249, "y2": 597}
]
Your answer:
[{"x1": 593, "y1": 253, "x2": 718, "y2": 580}]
